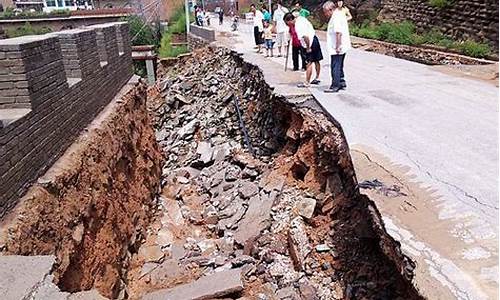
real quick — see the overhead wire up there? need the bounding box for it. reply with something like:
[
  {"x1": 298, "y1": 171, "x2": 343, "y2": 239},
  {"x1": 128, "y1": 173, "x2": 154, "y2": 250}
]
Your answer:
[{"x1": 130, "y1": 0, "x2": 161, "y2": 42}]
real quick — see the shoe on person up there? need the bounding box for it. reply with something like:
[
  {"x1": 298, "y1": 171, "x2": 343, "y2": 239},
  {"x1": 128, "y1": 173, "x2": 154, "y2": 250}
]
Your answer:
[
  {"x1": 340, "y1": 83, "x2": 347, "y2": 89},
  {"x1": 310, "y1": 79, "x2": 321, "y2": 85},
  {"x1": 297, "y1": 82, "x2": 310, "y2": 88},
  {"x1": 324, "y1": 86, "x2": 341, "y2": 93}
]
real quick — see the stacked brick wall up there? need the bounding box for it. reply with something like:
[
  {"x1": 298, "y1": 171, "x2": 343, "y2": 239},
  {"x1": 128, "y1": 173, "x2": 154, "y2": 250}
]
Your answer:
[
  {"x1": 0, "y1": 22, "x2": 133, "y2": 217},
  {"x1": 379, "y1": 0, "x2": 499, "y2": 49},
  {"x1": 188, "y1": 24, "x2": 215, "y2": 51}
]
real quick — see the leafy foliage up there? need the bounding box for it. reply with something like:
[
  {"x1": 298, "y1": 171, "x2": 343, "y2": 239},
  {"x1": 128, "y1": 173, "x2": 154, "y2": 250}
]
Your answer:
[
  {"x1": 456, "y1": 40, "x2": 491, "y2": 58},
  {"x1": 122, "y1": 15, "x2": 156, "y2": 46},
  {"x1": 158, "y1": 6, "x2": 191, "y2": 58},
  {"x1": 428, "y1": 0, "x2": 454, "y2": 9}
]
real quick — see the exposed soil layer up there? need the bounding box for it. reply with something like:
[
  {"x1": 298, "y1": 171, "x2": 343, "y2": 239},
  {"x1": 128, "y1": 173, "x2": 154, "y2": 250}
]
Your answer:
[
  {"x1": 129, "y1": 46, "x2": 424, "y2": 299},
  {"x1": 0, "y1": 82, "x2": 163, "y2": 299}
]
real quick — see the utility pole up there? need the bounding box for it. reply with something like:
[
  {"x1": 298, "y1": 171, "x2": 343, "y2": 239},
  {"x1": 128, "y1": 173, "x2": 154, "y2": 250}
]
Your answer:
[{"x1": 185, "y1": 0, "x2": 190, "y2": 33}]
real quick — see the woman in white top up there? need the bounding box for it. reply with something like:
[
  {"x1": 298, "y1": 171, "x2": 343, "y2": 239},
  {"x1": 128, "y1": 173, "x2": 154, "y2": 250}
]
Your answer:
[{"x1": 251, "y1": 4, "x2": 265, "y2": 53}]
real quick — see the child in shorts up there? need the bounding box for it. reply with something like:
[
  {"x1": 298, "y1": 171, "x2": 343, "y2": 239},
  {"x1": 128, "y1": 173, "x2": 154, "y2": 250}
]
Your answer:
[{"x1": 263, "y1": 20, "x2": 274, "y2": 57}]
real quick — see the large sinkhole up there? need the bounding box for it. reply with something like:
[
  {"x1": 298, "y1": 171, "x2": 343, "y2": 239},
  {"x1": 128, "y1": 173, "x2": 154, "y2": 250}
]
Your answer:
[{"x1": 1, "y1": 46, "x2": 423, "y2": 300}]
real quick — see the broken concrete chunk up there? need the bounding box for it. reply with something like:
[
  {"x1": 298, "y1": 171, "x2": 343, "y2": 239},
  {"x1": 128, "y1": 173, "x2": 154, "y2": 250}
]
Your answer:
[
  {"x1": 197, "y1": 141, "x2": 214, "y2": 165},
  {"x1": 315, "y1": 244, "x2": 331, "y2": 252},
  {"x1": 225, "y1": 165, "x2": 242, "y2": 182},
  {"x1": 32, "y1": 275, "x2": 69, "y2": 300},
  {"x1": 298, "y1": 280, "x2": 318, "y2": 300},
  {"x1": 259, "y1": 173, "x2": 285, "y2": 193},
  {"x1": 176, "y1": 176, "x2": 190, "y2": 184},
  {"x1": 287, "y1": 217, "x2": 312, "y2": 271},
  {"x1": 143, "y1": 268, "x2": 244, "y2": 300},
  {"x1": 295, "y1": 197, "x2": 316, "y2": 219},
  {"x1": 177, "y1": 119, "x2": 199, "y2": 138},
  {"x1": 0, "y1": 255, "x2": 56, "y2": 300},
  {"x1": 276, "y1": 286, "x2": 300, "y2": 299},
  {"x1": 238, "y1": 181, "x2": 259, "y2": 199},
  {"x1": 234, "y1": 194, "x2": 273, "y2": 245},
  {"x1": 231, "y1": 255, "x2": 256, "y2": 267},
  {"x1": 174, "y1": 93, "x2": 192, "y2": 104}
]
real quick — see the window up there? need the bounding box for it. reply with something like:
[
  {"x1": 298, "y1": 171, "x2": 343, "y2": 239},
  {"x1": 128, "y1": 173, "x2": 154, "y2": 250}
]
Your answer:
[
  {"x1": 57, "y1": 0, "x2": 63, "y2": 6},
  {"x1": 64, "y1": 0, "x2": 73, "y2": 6},
  {"x1": 45, "y1": 0, "x2": 56, "y2": 6}
]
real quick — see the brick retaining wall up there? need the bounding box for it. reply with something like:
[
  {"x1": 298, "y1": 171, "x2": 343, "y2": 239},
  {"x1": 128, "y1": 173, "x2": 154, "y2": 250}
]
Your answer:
[
  {"x1": 190, "y1": 24, "x2": 215, "y2": 42},
  {"x1": 0, "y1": 22, "x2": 133, "y2": 217},
  {"x1": 379, "y1": 0, "x2": 499, "y2": 49}
]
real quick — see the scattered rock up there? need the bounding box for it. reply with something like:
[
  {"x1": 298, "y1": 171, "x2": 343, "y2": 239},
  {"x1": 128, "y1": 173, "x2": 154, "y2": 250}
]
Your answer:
[
  {"x1": 231, "y1": 255, "x2": 255, "y2": 267},
  {"x1": 315, "y1": 244, "x2": 331, "y2": 253},
  {"x1": 225, "y1": 165, "x2": 241, "y2": 182},
  {"x1": 295, "y1": 197, "x2": 316, "y2": 219},
  {"x1": 197, "y1": 141, "x2": 215, "y2": 165},
  {"x1": 177, "y1": 119, "x2": 199, "y2": 138},
  {"x1": 238, "y1": 181, "x2": 259, "y2": 199},
  {"x1": 288, "y1": 217, "x2": 312, "y2": 271},
  {"x1": 143, "y1": 268, "x2": 244, "y2": 300}
]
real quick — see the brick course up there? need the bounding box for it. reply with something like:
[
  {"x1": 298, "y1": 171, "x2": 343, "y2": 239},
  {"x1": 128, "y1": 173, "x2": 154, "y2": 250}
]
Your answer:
[{"x1": 0, "y1": 22, "x2": 133, "y2": 217}]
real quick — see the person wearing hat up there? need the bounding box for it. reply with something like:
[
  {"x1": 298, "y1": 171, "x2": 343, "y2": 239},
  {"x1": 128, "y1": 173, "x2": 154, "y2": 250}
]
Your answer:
[
  {"x1": 284, "y1": 12, "x2": 323, "y2": 88},
  {"x1": 323, "y1": 0, "x2": 351, "y2": 93}
]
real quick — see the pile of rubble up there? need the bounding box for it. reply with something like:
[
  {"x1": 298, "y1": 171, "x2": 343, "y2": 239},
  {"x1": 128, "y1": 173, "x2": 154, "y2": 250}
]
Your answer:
[{"x1": 127, "y1": 47, "x2": 423, "y2": 300}]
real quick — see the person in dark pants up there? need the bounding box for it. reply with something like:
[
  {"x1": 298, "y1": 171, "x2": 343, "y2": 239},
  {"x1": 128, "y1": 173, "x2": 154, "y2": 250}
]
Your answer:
[
  {"x1": 218, "y1": 8, "x2": 224, "y2": 25},
  {"x1": 285, "y1": 12, "x2": 323, "y2": 87},
  {"x1": 323, "y1": 0, "x2": 351, "y2": 92},
  {"x1": 289, "y1": 23, "x2": 306, "y2": 71},
  {"x1": 251, "y1": 3, "x2": 265, "y2": 53}
]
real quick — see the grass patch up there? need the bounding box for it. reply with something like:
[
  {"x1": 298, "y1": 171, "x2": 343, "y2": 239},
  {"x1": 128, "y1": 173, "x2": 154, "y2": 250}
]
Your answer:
[
  {"x1": 5, "y1": 22, "x2": 52, "y2": 38},
  {"x1": 351, "y1": 21, "x2": 491, "y2": 58},
  {"x1": 455, "y1": 40, "x2": 491, "y2": 58}
]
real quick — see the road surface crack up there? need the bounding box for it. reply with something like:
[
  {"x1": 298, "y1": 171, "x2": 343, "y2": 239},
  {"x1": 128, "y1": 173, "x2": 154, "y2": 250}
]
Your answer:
[{"x1": 376, "y1": 138, "x2": 498, "y2": 215}]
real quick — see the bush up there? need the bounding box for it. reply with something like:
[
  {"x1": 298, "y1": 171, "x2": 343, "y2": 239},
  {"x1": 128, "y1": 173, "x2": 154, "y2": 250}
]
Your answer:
[
  {"x1": 380, "y1": 21, "x2": 415, "y2": 45},
  {"x1": 122, "y1": 15, "x2": 156, "y2": 46},
  {"x1": 158, "y1": 6, "x2": 190, "y2": 58},
  {"x1": 5, "y1": 22, "x2": 51, "y2": 38},
  {"x1": 357, "y1": 25, "x2": 380, "y2": 39},
  {"x1": 428, "y1": 0, "x2": 454, "y2": 9},
  {"x1": 455, "y1": 40, "x2": 491, "y2": 58},
  {"x1": 158, "y1": 31, "x2": 188, "y2": 58}
]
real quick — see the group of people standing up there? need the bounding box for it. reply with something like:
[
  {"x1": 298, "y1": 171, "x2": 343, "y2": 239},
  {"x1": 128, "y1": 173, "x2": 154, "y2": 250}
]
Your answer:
[{"x1": 251, "y1": 0, "x2": 352, "y2": 93}]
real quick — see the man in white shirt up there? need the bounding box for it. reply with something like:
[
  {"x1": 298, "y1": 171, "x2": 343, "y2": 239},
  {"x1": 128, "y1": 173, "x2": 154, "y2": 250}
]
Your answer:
[
  {"x1": 284, "y1": 12, "x2": 323, "y2": 87},
  {"x1": 251, "y1": 4, "x2": 265, "y2": 53},
  {"x1": 323, "y1": 0, "x2": 351, "y2": 93},
  {"x1": 272, "y1": 1, "x2": 289, "y2": 57}
]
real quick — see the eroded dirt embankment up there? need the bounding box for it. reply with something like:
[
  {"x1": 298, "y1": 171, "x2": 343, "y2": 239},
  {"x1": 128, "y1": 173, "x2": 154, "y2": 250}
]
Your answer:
[
  {"x1": 0, "y1": 82, "x2": 163, "y2": 299},
  {"x1": 128, "y1": 46, "x2": 423, "y2": 299}
]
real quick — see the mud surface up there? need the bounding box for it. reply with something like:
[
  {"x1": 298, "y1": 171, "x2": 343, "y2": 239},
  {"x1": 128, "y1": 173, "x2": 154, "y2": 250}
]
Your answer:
[
  {"x1": 128, "y1": 47, "x2": 423, "y2": 300},
  {"x1": 0, "y1": 83, "x2": 163, "y2": 299}
]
